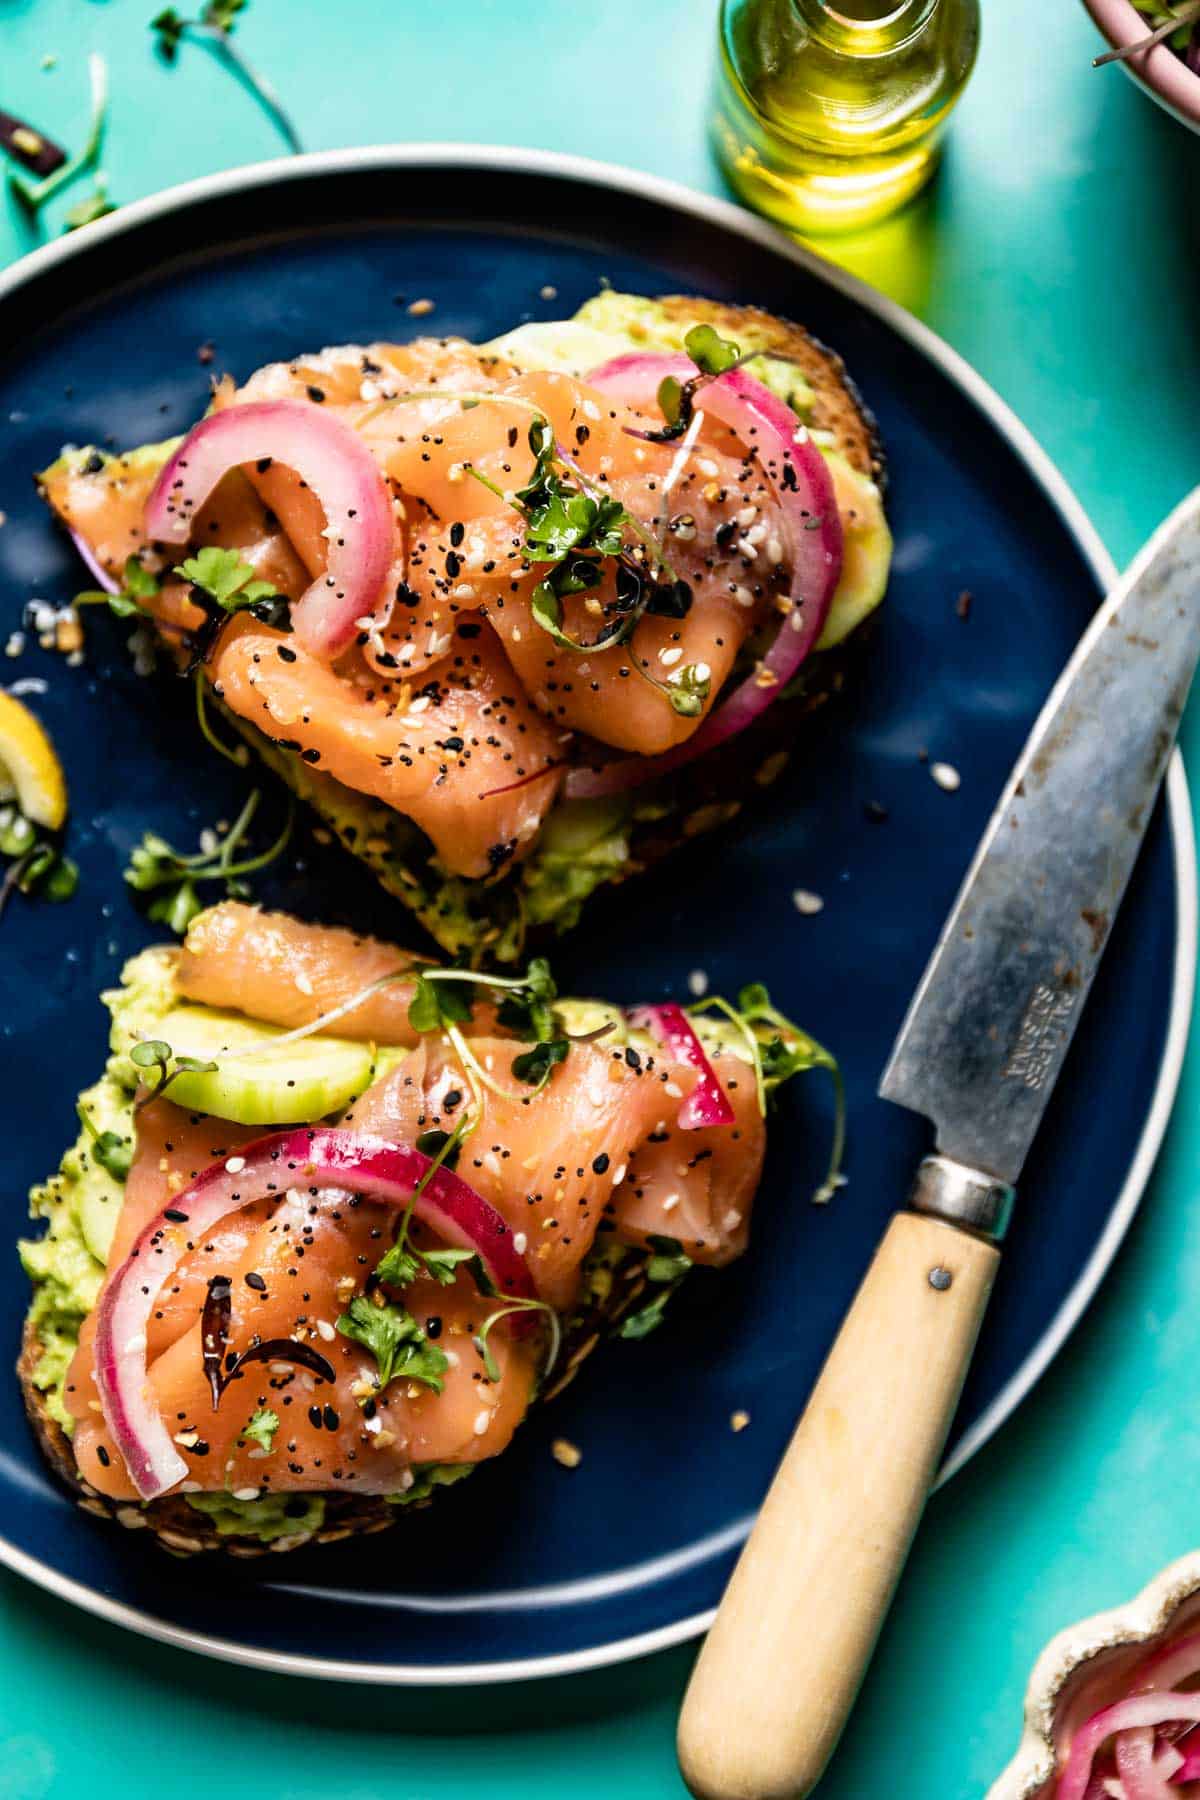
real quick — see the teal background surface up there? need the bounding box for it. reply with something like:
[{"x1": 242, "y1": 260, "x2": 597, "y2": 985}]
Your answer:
[{"x1": 2, "y1": 1, "x2": 1199, "y2": 1794}]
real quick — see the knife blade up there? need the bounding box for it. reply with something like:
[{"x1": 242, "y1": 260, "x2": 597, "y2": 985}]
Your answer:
[
  {"x1": 678, "y1": 487, "x2": 1200, "y2": 1800},
  {"x1": 880, "y1": 485, "x2": 1200, "y2": 1182}
]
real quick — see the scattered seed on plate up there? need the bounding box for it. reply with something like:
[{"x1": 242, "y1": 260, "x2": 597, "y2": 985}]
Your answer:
[
  {"x1": 540, "y1": 284, "x2": 558, "y2": 300},
  {"x1": 408, "y1": 298, "x2": 435, "y2": 317},
  {"x1": 730, "y1": 1411, "x2": 751, "y2": 1433},
  {"x1": 930, "y1": 761, "x2": 961, "y2": 792},
  {"x1": 792, "y1": 888, "x2": 824, "y2": 916},
  {"x1": 552, "y1": 1437, "x2": 582, "y2": 1469},
  {"x1": 688, "y1": 968, "x2": 709, "y2": 997}
]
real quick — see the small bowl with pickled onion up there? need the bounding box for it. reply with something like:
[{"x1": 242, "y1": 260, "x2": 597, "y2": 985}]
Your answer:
[{"x1": 990, "y1": 1551, "x2": 1200, "y2": 1798}]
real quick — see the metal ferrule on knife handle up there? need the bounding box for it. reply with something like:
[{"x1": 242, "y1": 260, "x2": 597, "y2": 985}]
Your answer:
[{"x1": 909, "y1": 1154, "x2": 1015, "y2": 1244}]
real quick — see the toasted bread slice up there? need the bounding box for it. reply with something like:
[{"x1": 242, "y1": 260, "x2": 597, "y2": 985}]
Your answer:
[
  {"x1": 20, "y1": 1245, "x2": 653, "y2": 1556},
  {"x1": 37, "y1": 294, "x2": 889, "y2": 963}
]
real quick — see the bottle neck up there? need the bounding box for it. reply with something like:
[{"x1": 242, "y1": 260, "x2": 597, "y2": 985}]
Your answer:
[{"x1": 790, "y1": 0, "x2": 939, "y2": 54}]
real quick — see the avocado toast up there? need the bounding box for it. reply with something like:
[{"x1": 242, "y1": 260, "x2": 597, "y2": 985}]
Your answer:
[
  {"x1": 37, "y1": 292, "x2": 891, "y2": 965},
  {"x1": 20, "y1": 902, "x2": 836, "y2": 1555}
]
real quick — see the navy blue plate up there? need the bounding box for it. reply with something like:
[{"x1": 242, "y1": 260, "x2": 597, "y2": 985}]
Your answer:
[{"x1": 0, "y1": 149, "x2": 1191, "y2": 1683}]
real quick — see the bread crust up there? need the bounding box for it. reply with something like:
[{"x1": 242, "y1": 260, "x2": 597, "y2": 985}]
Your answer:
[
  {"x1": 649, "y1": 294, "x2": 886, "y2": 487},
  {"x1": 19, "y1": 1250, "x2": 652, "y2": 1556}
]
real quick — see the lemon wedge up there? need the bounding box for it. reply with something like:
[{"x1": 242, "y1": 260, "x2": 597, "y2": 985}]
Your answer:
[{"x1": 0, "y1": 691, "x2": 68, "y2": 831}]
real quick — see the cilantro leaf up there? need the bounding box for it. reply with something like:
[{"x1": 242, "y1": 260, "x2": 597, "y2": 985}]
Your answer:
[
  {"x1": 241, "y1": 1406, "x2": 279, "y2": 1452},
  {"x1": 335, "y1": 1295, "x2": 449, "y2": 1393},
  {"x1": 419, "y1": 1246, "x2": 477, "y2": 1286},
  {"x1": 177, "y1": 545, "x2": 280, "y2": 613},
  {"x1": 374, "y1": 1240, "x2": 421, "y2": 1288}
]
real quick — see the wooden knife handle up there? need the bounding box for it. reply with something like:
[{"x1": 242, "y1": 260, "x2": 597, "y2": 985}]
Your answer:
[{"x1": 677, "y1": 1211, "x2": 1000, "y2": 1800}]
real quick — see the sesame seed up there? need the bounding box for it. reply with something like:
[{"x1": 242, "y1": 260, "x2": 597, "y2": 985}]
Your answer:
[
  {"x1": 931, "y1": 761, "x2": 961, "y2": 792},
  {"x1": 730, "y1": 1411, "x2": 751, "y2": 1433},
  {"x1": 513, "y1": 1232, "x2": 528, "y2": 1254},
  {"x1": 687, "y1": 968, "x2": 708, "y2": 997},
  {"x1": 232, "y1": 1486, "x2": 261, "y2": 1501},
  {"x1": 407, "y1": 298, "x2": 435, "y2": 316},
  {"x1": 473, "y1": 1409, "x2": 491, "y2": 1436},
  {"x1": 552, "y1": 1438, "x2": 582, "y2": 1468},
  {"x1": 315, "y1": 1319, "x2": 336, "y2": 1342},
  {"x1": 225, "y1": 1156, "x2": 246, "y2": 1174},
  {"x1": 792, "y1": 888, "x2": 825, "y2": 916}
]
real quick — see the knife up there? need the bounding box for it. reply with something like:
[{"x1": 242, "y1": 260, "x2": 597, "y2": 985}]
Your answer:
[{"x1": 677, "y1": 488, "x2": 1200, "y2": 1800}]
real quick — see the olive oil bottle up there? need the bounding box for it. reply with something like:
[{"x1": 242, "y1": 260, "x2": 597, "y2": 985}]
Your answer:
[{"x1": 712, "y1": 0, "x2": 980, "y2": 236}]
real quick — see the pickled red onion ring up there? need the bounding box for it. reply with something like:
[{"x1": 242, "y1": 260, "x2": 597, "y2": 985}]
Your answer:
[
  {"x1": 564, "y1": 355, "x2": 842, "y2": 800},
  {"x1": 94, "y1": 1126, "x2": 536, "y2": 1500},
  {"x1": 626, "y1": 1003, "x2": 736, "y2": 1130},
  {"x1": 144, "y1": 399, "x2": 394, "y2": 661}
]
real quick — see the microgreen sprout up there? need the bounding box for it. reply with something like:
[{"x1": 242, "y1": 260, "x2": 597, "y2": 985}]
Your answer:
[
  {"x1": 123, "y1": 786, "x2": 294, "y2": 933},
  {"x1": 405, "y1": 960, "x2": 572, "y2": 1101},
  {"x1": 194, "y1": 670, "x2": 251, "y2": 768},
  {"x1": 619, "y1": 1234, "x2": 695, "y2": 1339},
  {"x1": 473, "y1": 1295, "x2": 561, "y2": 1385},
  {"x1": 76, "y1": 1101, "x2": 132, "y2": 1182},
  {"x1": 0, "y1": 805, "x2": 77, "y2": 921},
  {"x1": 129, "y1": 1036, "x2": 219, "y2": 1110},
  {"x1": 7, "y1": 54, "x2": 108, "y2": 218},
  {"x1": 74, "y1": 552, "x2": 159, "y2": 620},
  {"x1": 151, "y1": 3, "x2": 302, "y2": 154},
  {"x1": 373, "y1": 1109, "x2": 478, "y2": 1290},
  {"x1": 690, "y1": 984, "x2": 845, "y2": 1203}
]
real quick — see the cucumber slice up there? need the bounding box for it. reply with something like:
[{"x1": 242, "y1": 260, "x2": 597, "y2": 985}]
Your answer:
[
  {"x1": 816, "y1": 450, "x2": 893, "y2": 651},
  {"x1": 155, "y1": 1006, "x2": 377, "y2": 1125},
  {"x1": 77, "y1": 1173, "x2": 123, "y2": 1265}
]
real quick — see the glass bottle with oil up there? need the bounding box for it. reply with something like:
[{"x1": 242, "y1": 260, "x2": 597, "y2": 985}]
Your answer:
[{"x1": 712, "y1": 0, "x2": 980, "y2": 236}]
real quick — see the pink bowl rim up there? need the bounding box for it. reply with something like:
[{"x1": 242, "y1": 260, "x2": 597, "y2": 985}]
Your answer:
[{"x1": 1082, "y1": 0, "x2": 1200, "y2": 123}]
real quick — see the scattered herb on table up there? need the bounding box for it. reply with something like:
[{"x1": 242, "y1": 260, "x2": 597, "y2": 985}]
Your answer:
[
  {"x1": 7, "y1": 54, "x2": 109, "y2": 224},
  {"x1": 123, "y1": 786, "x2": 294, "y2": 933},
  {"x1": 0, "y1": 804, "x2": 77, "y2": 920},
  {"x1": 150, "y1": 2, "x2": 302, "y2": 153}
]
